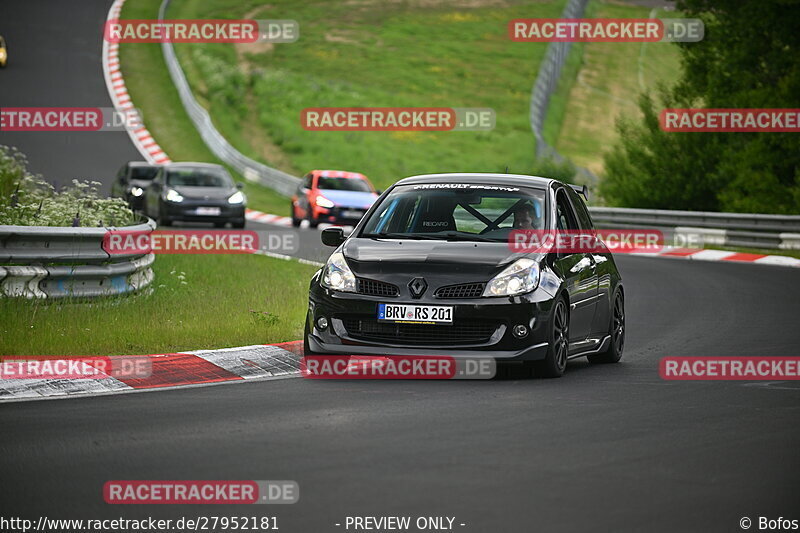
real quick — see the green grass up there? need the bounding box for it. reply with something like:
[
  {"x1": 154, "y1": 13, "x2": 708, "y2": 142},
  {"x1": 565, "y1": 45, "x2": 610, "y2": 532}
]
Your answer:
[
  {"x1": 0, "y1": 254, "x2": 318, "y2": 356},
  {"x1": 550, "y1": 0, "x2": 682, "y2": 175},
  {"x1": 118, "y1": 0, "x2": 290, "y2": 216},
  {"x1": 119, "y1": 0, "x2": 682, "y2": 208},
  {"x1": 159, "y1": 0, "x2": 566, "y2": 191}
]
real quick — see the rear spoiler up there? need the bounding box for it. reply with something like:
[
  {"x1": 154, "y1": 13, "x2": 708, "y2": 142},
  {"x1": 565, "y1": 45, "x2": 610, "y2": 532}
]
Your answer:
[{"x1": 569, "y1": 183, "x2": 589, "y2": 201}]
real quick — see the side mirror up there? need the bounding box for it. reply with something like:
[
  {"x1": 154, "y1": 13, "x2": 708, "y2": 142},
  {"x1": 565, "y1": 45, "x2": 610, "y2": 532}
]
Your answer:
[
  {"x1": 321, "y1": 227, "x2": 346, "y2": 247},
  {"x1": 236, "y1": 182, "x2": 244, "y2": 190}
]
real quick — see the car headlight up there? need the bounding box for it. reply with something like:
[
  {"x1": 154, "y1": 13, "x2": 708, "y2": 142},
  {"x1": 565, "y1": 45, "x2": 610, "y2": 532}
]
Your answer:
[
  {"x1": 228, "y1": 191, "x2": 245, "y2": 204},
  {"x1": 165, "y1": 189, "x2": 184, "y2": 203},
  {"x1": 483, "y1": 258, "x2": 540, "y2": 297},
  {"x1": 316, "y1": 196, "x2": 335, "y2": 208},
  {"x1": 129, "y1": 186, "x2": 144, "y2": 197},
  {"x1": 320, "y1": 251, "x2": 357, "y2": 293}
]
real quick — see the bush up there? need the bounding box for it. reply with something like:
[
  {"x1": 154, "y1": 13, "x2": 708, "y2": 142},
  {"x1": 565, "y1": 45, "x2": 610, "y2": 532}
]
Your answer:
[
  {"x1": 529, "y1": 156, "x2": 578, "y2": 184},
  {"x1": 600, "y1": 0, "x2": 800, "y2": 214},
  {"x1": 0, "y1": 145, "x2": 137, "y2": 227}
]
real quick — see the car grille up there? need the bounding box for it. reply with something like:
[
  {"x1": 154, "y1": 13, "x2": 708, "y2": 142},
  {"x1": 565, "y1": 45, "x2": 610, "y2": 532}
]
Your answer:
[
  {"x1": 341, "y1": 318, "x2": 497, "y2": 345},
  {"x1": 357, "y1": 278, "x2": 399, "y2": 297},
  {"x1": 434, "y1": 282, "x2": 485, "y2": 299}
]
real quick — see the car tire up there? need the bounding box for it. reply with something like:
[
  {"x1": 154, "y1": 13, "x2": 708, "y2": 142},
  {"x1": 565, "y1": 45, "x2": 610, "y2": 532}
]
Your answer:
[
  {"x1": 588, "y1": 289, "x2": 624, "y2": 364},
  {"x1": 232, "y1": 219, "x2": 246, "y2": 229},
  {"x1": 214, "y1": 221, "x2": 227, "y2": 228},
  {"x1": 291, "y1": 204, "x2": 302, "y2": 227},
  {"x1": 533, "y1": 296, "x2": 569, "y2": 378},
  {"x1": 307, "y1": 214, "x2": 319, "y2": 229}
]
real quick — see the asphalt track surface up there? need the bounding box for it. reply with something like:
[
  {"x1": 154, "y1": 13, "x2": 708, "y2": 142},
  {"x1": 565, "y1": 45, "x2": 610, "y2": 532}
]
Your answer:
[
  {"x1": 1, "y1": 1, "x2": 140, "y2": 191},
  {"x1": 2, "y1": 2, "x2": 800, "y2": 532}
]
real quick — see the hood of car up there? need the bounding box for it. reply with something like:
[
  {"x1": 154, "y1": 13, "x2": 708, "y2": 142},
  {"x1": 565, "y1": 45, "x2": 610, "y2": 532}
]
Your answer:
[
  {"x1": 342, "y1": 238, "x2": 525, "y2": 279},
  {"x1": 316, "y1": 189, "x2": 377, "y2": 208},
  {"x1": 172, "y1": 186, "x2": 235, "y2": 200}
]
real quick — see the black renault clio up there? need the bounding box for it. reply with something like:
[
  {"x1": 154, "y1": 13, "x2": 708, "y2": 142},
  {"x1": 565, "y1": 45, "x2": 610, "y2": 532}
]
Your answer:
[{"x1": 305, "y1": 173, "x2": 625, "y2": 377}]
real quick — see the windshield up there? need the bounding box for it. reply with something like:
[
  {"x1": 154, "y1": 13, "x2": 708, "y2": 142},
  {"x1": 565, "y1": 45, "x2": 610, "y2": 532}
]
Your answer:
[
  {"x1": 317, "y1": 177, "x2": 372, "y2": 192},
  {"x1": 167, "y1": 168, "x2": 232, "y2": 187},
  {"x1": 360, "y1": 183, "x2": 547, "y2": 242},
  {"x1": 130, "y1": 167, "x2": 158, "y2": 181}
]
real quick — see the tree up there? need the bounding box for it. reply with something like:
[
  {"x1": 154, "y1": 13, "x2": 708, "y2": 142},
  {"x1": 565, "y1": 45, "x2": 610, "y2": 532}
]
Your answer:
[{"x1": 601, "y1": 0, "x2": 800, "y2": 213}]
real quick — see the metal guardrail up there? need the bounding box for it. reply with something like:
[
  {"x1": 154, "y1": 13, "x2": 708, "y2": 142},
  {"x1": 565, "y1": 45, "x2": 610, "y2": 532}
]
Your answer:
[
  {"x1": 527, "y1": 0, "x2": 598, "y2": 185},
  {"x1": 158, "y1": 0, "x2": 301, "y2": 196},
  {"x1": 529, "y1": 0, "x2": 587, "y2": 156},
  {"x1": 0, "y1": 219, "x2": 156, "y2": 298},
  {"x1": 588, "y1": 207, "x2": 800, "y2": 249}
]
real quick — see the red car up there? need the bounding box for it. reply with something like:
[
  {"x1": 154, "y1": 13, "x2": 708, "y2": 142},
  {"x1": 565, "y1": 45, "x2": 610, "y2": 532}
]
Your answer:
[{"x1": 291, "y1": 170, "x2": 380, "y2": 228}]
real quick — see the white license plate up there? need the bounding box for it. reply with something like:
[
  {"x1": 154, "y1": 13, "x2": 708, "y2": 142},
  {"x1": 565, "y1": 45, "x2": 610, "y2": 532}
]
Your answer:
[
  {"x1": 377, "y1": 303, "x2": 453, "y2": 325},
  {"x1": 342, "y1": 209, "x2": 363, "y2": 218},
  {"x1": 195, "y1": 207, "x2": 221, "y2": 216}
]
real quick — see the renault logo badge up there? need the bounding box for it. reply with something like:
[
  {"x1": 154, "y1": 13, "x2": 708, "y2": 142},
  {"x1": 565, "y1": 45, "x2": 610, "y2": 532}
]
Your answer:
[{"x1": 408, "y1": 277, "x2": 427, "y2": 299}]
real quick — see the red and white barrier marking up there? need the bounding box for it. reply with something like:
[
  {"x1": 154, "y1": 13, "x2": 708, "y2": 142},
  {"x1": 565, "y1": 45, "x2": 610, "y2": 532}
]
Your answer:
[
  {"x1": 631, "y1": 246, "x2": 800, "y2": 268},
  {"x1": 103, "y1": 0, "x2": 171, "y2": 165},
  {"x1": 0, "y1": 342, "x2": 303, "y2": 403},
  {"x1": 245, "y1": 209, "x2": 293, "y2": 227},
  {"x1": 245, "y1": 208, "x2": 358, "y2": 233}
]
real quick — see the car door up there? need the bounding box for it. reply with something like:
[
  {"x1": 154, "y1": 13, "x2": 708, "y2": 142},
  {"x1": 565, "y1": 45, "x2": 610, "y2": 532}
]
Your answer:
[
  {"x1": 551, "y1": 187, "x2": 599, "y2": 343},
  {"x1": 566, "y1": 186, "x2": 611, "y2": 337}
]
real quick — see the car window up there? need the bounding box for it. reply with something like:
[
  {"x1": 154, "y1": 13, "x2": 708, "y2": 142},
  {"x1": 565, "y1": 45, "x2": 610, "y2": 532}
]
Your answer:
[
  {"x1": 360, "y1": 184, "x2": 546, "y2": 241},
  {"x1": 167, "y1": 168, "x2": 232, "y2": 187},
  {"x1": 317, "y1": 177, "x2": 371, "y2": 192},
  {"x1": 303, "y1": 174, "x2": 313, "y2": 189},
  {"x1": 565, "y1": 187, "x2": 594, "y2": 230},
  {"x1": 130, "y1": 167, "x2": 158, "y2": 181},
  {"x1": 372, "y1": 195, "x2": 421, "y2": 234},
  {"x1": 555, "y1": 189, "x2": 579, "y2": 231},
  {"x1": 453, "y1": 196, "x2": 543, "y2": 233}
]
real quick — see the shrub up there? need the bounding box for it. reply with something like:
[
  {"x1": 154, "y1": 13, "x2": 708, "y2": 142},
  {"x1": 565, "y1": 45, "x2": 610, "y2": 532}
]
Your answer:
[{"x1": 0, "y1": 145, "x2": 137, "y2": 227}]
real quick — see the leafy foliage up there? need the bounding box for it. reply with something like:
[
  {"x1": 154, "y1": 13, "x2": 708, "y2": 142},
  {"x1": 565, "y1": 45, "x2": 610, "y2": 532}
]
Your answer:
[
  {"x1": 0, "y1": 145, "x2": 137, "y2": 227},
  {"x1": 601, "y1": 0, "x2": 800, "y2": 213}
]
